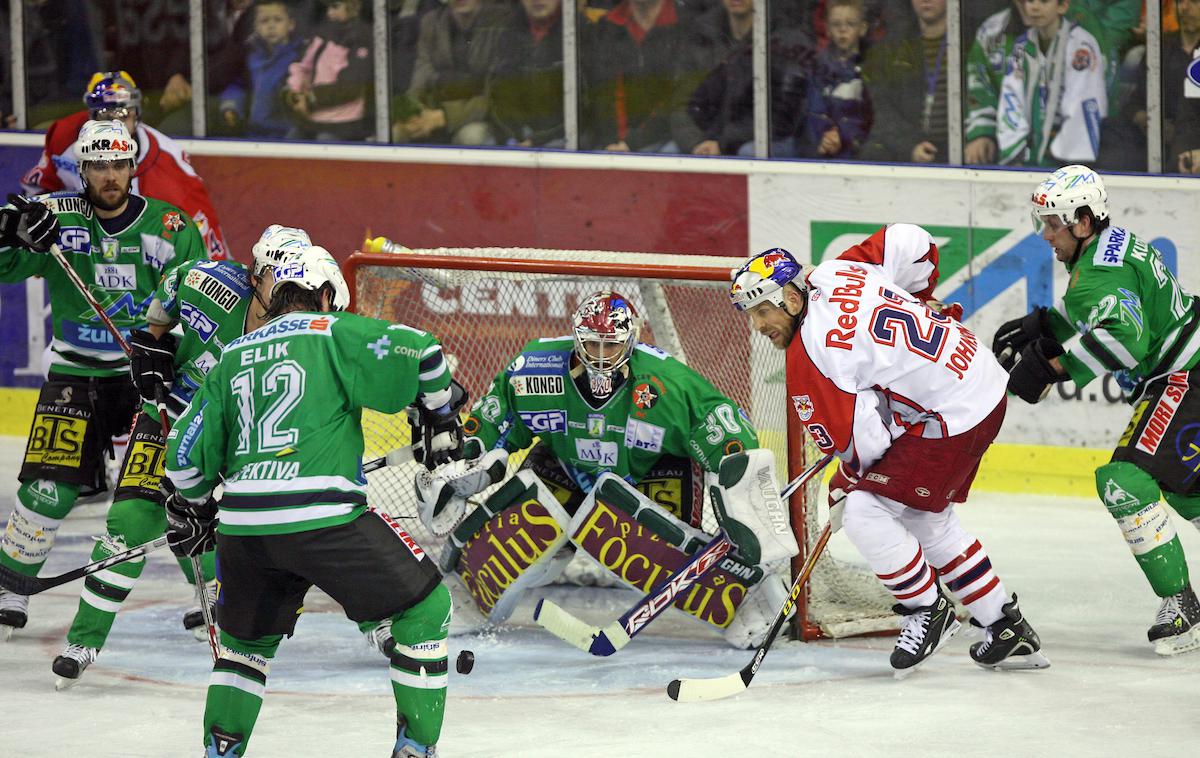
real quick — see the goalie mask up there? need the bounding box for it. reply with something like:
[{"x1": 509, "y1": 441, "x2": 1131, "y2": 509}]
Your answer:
[
  {"x1": 729, "y1": 248, "x2": 805, "y2": 312},
  {"x1": 269, "y1": 244, "x2": 351, "y2": 311},
  {"x1": 572, "y1": 291, "x2": 641, "y2": 398}
]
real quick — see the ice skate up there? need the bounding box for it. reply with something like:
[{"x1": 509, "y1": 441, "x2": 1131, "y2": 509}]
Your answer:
[
  {"x1": 0, "y1": 588, "x2": 29, "y2": 641},
  {"x1": 1148, "y1": 584, "x2": 1200, "y2": 656},
  {"x1": 183, "y1": 581, "x2": 217, "y2": 641},
  {"x1": 204, "y1": 726, "x2": 244, "y2": 757},
  {"x1": 890, "y1": 590, "x2": 960, "y2": 679},
  {"x1": 365, "y1": 618, "x2": 395, "y2": 659},
  {"x1": 394, "y1": 717, "x2": 437, "y2": 757},
  {"x1": 969, "y1": 594, "x2": 1050, "y2": 671},
  {"x1": 52, "y1": 644, "x2": 99, "y2": 690}
]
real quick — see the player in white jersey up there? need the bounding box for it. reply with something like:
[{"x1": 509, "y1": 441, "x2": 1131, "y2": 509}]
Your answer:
[{"x1": 729, "y1": 224, "x2": 1050, "y2": 677}]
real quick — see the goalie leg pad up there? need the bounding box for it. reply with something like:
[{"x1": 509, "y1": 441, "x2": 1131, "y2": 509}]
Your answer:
[
  {"x1": 448, "y1": 471, "x2": 572, "y2": 624},
  {"x1": 722, "y1": 571, "x2": 793, "y2": 649},
  {"x1": 569, "y1": 473, "x2": 766, "y2": 633},
  {"x1": 709, "y1": 449, "x2": 799, "y2": 566}
]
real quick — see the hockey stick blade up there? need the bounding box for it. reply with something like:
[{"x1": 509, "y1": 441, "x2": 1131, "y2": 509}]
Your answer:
[
  {"x1": 0, "y1": 535, "x2": 171, "y2": 595},
  {"x1": 667, "y1": 522, "x2": 834, "y2": 702},
  {"x1": 533, "y1": 598, "x2": 629, "y2": 654}
]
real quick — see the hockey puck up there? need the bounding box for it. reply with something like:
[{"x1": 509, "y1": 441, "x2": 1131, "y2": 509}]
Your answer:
[{"x1": 456, "y1": 649, "x2": 475, "y2": 675}]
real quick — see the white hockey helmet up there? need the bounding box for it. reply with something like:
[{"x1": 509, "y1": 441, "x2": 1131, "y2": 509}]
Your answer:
[
  {"x1": 252, "y1": 224, "x2": 312, "y2": 278},
  {"x1": 572, "y1": 291, "x2": 642, "y2": 376},
  {"x1": 729, "y1": 248, "x2": 806, "y2": 312},
  {"x1": 1030, "y1": 164, "x2": 1109, "y2": 232},
  {"x1": 269, "y1": 244, "x2": 351, "y2": 311},
  {"x1": 75, "y1": 119, "x2": 138, "y2": 171}
]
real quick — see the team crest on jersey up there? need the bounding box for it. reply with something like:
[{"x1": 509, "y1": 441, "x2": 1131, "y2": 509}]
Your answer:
[
  {"x1": 587, "y1": 413, "x2": 606, "y2": 437},
  {"x1": 162, "y1": 211, "x2": 185, "y2": 232},
  {"x1": 792, "y1": 395, "x2": 814, "y2": 421},
  {"x1": 100, "y1": 236, "x2": 119, "y2": 261},
  {"x1": 1072, "y1": 47, "x2": 1092, "y2": 71},
  {"x1": 633, "y1": 383, "x2": 659, "y2": 410}
]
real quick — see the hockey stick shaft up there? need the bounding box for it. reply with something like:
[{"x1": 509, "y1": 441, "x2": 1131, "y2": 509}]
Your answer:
[
  {"x1": 535, "y1": 453, "x2": 834, "y2": 655},
  {"x1": 49, "y1": 242, "x2": 131, "y2": 355},
  {"x1": 0, "y1": 535, "x2": 171, "y2": 595},
  {"x1": 667, "y1": 520, "x2": 835, "y2": 702},
  {"x1": 363, "y1": 445, "x2": 415, "y2": 474}
]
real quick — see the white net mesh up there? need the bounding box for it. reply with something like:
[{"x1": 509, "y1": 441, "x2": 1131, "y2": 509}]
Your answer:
[{"x1": 349, "y1": 248, "x2": 897, "y2": 639}]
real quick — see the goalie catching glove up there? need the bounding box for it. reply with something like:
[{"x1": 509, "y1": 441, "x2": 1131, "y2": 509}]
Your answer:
[
  {"x1": 407, "y1": 379, "x2": 468, "y2": 471},
  {"x1": 415, "y1": 447, "x2": 509, "y2": 536},
  {"x1": 164, "y1": 491, "x2": 218, "y2": 558}
]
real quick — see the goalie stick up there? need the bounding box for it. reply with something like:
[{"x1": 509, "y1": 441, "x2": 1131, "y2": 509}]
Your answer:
[
  {"x1": 0, "y1": 447, "x2": 413, "y2": 596},
  {"x1": 534, "y1": 453, "x2": 834, "y2": 656},
  {"x1": 666, "y1": 519, "x2": 834, "y2": 702}
]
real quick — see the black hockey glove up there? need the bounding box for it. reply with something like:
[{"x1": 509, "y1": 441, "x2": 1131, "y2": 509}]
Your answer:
[
  {"x1": 164, "y1": 491, "x2": 218, "y2": 558},
  {"x1": 129, "y1": 329, "x2": 178, "y2": 403},
  {"x1": 408, "y1": 379, "x2": 468, "y2": 471},
  {"x1": 993, "y1": 307, "x2": 1054, "y2": 372},
  {"x1": 1007, "y1": 337, "x2": 1067, "y2": 404},
  {"x1": 2, "y1": 194, "x2": 60, "y2": 253}
]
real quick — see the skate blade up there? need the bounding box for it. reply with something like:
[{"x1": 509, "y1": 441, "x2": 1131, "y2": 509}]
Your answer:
[
  {"x1": 894, "y1": 619, "x2": 962, "y2": 680},
  {"x1": 1, "y1": 625, "x2": 15, "y2": 642},
  {"x1": 975, "y1": 650, "x2": 1051, "y2": 671},
  {"x1": 1153, "y1": 627, "x2": 1200, "y2": 657},
  {"x1": 55, "y1": 675, "x2": 82, "y2": 691}
]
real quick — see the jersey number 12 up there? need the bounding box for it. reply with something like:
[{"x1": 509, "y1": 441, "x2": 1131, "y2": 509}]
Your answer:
[{"x1": 231, "y1": 360, "x2": 306, "y2": 455}]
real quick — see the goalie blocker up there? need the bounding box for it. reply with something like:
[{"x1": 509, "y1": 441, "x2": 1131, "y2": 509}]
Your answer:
[{"x1": 428, "y1": 448, "x2": 799, "y2": 648}]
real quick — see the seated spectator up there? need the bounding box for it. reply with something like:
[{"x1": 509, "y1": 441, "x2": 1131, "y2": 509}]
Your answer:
[
  {"x1": 582, "y1": 0, "x2": 706, "y2": 153},
  {"x1": 860, "y1": 0, "x2": 949, "y2": 163},
  {"x1": 400, "y1": 0, "x2": 510, "y2": 145},
  {"x1": 490, "y1": 0, "x2": 565, "y2": 148},
  {"x1": 1171, "y1": 0, "x2": 1200, "y2": 173},
  {"x1": 389, "y1": 0, "x2": 442, "y2": 97},
  {"x1": 285, "y1": 0, "x2": 373, "y2": 142},
  {"x1": 219, "y1": 0, "x2": 305, "y2": 139},
  {"x1": 996, "y1": 0, "x2": 1106, "y2": 167},
  {"x1": 807, "y1": 0, "x2": 872, "y2": 158},
  {"x1": 963, "y1": 1, "x2": 1027, "y2": 164}
]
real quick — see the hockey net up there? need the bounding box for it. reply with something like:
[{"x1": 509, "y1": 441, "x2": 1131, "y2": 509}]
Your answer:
[{"x1": 345, "y1": 248, "x2": 898, "y2": 640}]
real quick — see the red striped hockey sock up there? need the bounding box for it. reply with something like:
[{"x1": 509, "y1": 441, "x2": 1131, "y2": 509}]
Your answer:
[
  {"x1": 878, "y1": 546, "x2": 938, "y2": 608},
  {"x1": 936, "y1": 539, "x2": 1007, "y2": 625}
]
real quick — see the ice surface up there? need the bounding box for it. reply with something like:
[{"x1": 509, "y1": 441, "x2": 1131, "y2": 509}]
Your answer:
[{"x1": 1, "y1": 436, "x2": 1198, "y2": 757}]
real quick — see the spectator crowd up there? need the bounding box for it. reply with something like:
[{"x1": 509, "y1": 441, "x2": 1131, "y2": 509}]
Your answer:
[{"x1": 6, "y1": 0, "x2": 1198, "y2": 172}]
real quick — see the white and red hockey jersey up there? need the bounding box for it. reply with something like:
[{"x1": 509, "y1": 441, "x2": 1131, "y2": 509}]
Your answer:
[
  {"x1": 787, "y1": 224, "x2": 1009, "y2": 473},
  {"x1": 21, "y1": 111, "x2": 228, "y2": 260}
]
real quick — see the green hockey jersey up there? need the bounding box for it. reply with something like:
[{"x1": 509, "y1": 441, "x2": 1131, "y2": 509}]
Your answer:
[
  {"x1": 0, "y1": 192, "x2": 205, "y2": 377},
  {"x1": 1047, "y1": 227, "x2": 1198, "y2": 402},
  {"x1": 965, "y1": 8, "x2": 1020, "y2": 144},
  {"x1": 166, "y1": 310, "x2": 452, "y2": 536},
  {"x1": 147, "y1": 259, "x2": 254, "y2": 421},
  {"x1": 464, "y1": 337, "x2": 759, "y2": 491}
]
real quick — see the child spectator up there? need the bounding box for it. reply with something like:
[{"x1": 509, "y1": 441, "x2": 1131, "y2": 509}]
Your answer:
[
  {"x1": 285, "y1": 0, "x2": 374, "y2": 142},
  {"x1": 490, "y1": 0, "x2": 566, "y2": 148},
  {"x1": 996, "y1": 0, "x2": 1107, "y2": 166},
  {"x1": 807, "y1": 0, "x2": 872, "y2": 158},
  {"x1": 219, "y1": 0, "x2": 304, "y2": 139}
]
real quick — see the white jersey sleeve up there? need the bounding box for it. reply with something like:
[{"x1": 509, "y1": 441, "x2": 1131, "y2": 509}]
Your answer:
[{"x1": 835, "y1": 224, "x2": 940, "y2": 302}]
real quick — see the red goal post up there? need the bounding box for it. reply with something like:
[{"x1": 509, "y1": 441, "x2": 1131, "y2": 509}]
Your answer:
[{"x1": 344, "y1": 248, "x2": 897, "y2": 640}]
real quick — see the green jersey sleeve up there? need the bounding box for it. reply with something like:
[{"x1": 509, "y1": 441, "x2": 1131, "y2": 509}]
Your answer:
[
  {"x1": 165, "y1": 381, "x2": 228, "y2": 503},
  {"x1": 1056, "y1": 265, "x2": 1148, "y2": 387},
  {"x1": 463, "y1": 342, "x2": 541, "y2": 454},
  {"x1": 637, "y1": 352, "x2": 760, "y2": 472},
  {"x1": 333, "y1": 317, "x2": 452, "y2": 414}
]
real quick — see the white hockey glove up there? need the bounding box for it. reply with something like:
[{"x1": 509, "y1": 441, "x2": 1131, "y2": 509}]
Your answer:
[
  {"x1": 414, "y1": 448, "x2": 508, "y2": 536},
  {"x1": 827, "y1": 461, "x2": 858, "y2": 534}
]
